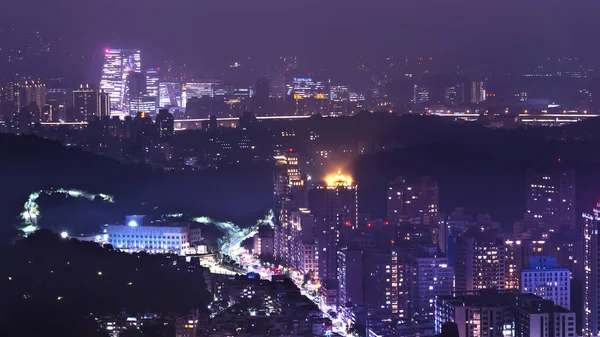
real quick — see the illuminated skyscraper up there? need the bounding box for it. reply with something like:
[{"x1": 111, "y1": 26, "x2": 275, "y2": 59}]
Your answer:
[
  {"x1": 455, "y1": 235, "x2": 505, "y2": 292},
  {"x1": 526, "y1": 170, "x2": 576, "y2": 230},
  {"x1": 100, "y1": 48, "x2": 142, "y2": 113},
  {"x1": 159, "y1": 82, "x2": 183, "y2": 108},
  {"x1": 583, "y1": 204, "x2": 600, "y2": 336},
  {"x1": 471, "y1": 81, "x2": 486, "y2": 104},
  {"x1": 309, "y1": 171, "x2": 358, "y2": 286},
  {"x1": 145, "y1": 68, "x2": 160, "y2": 99},
  {"x1": 22, "y1": 81, "x2": 46, "y2": 113},
  {"x1": 273, "y1": 150, "x2": 306, "y2": 265}
]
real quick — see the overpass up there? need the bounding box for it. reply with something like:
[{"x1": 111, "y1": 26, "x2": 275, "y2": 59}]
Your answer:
[{"x1": 31, "y1": 115, "x2": 312, "y2": 130}]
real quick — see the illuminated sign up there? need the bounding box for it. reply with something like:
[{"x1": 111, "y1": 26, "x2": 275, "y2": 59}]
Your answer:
[{"x1": 294, "y1": 78, "x2": 312, "y2": 82}]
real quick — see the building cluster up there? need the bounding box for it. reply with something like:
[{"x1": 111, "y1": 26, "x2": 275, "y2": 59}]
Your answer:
[
  {"x1": 202, "y1": 273, "x2": 332, "y2": 337},
  {"x1": 265, "y1": 155, "x2": 581, "y2": 336}
]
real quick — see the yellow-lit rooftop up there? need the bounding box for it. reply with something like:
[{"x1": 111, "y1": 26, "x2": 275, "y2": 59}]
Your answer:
[{"x1": 325, "y1": 170, "x2": 354, "y2": 187}]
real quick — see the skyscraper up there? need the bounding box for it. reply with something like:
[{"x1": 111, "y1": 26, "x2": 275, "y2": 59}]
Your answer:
[
  {"x1": 526, "y1": 170, "x2": 576, "y2": 230},
  {"x1": 455, "y1": 235, "x2": 506, "y2": 292},
  {"x1": 583, "y1": 204, "x2": 600, "y2": 336},
  {"x1": 22, "y1": 81, "x2": 46, "y2": 115},
  {"x1": 309, "y1": 171, "x2": 358, "y2": 286},
  {"x1": 273, "y1": 150, "x2": 306, "y2": 265},
  {"x1": 471, "y1": 81, "x2": 486, "y2": 104},
  {"x1": 254, "y1": 77, "x2": 270, "y2": 111},
  {"x1": 100, "y1": 48, "x2": 142, "y2": 113},
  {"x1": 73, "y1": 85, "x2": 110, "y2": 121},
  {"x1": 156, "y1": 109, "x2": 174, "y2": 139},
  {"x1": 386, "y1": 176, "x2": 439, "y2": 225},
  {"x1": 409, "y1": 246, "x2": 454, "y2": 323}
]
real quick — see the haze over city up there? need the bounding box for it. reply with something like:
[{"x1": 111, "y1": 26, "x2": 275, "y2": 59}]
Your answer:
[{"x1": 2, "y1": 1, "x2": 600, "y2": 337}]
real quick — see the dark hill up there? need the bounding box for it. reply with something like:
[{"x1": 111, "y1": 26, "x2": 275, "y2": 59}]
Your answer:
[{"x1": 0, "y1": 134, "x2": 272, "y2": 241}]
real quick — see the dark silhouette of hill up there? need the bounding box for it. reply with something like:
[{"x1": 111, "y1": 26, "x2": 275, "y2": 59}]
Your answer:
[
  {"x1": 353, "y1": 116, "x2": 600, "y2": 226},
  {"x1": 0, "y1": 230, "x2": 210, "y2": 337},
  {"x1": 0, "y1": 134, "x2": 272, "y2": 241}
]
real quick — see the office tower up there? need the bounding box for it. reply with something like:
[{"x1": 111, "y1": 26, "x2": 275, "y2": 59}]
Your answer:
[
  {"x1": 337, "y1": 249, "x2": 364, "y2": 308},
  {"x1": 436, "y1": 291, "x2": 575, "y2": 337},
  {"x1": 156, "y1": 109, "x2": 175, "y2": 139},
  {"x1": 386, "y1": 176, "x2": 439, "y2": 225},
  {"x1": 145, "y1": 68, "x2": 160, "y2": 99},
  {"x1": 413, "y1": 84, "x2": 430, "y2": 104},
  {"x1": 159, "y1": 82, "x2": 183, "y2": 108},
  {"x1": 444, "y1": 83, "x2": 465, "y2": 106},
  {"x1": 584, "y1": 203, "x2": 600, "y2": 336},
  {"x1": 363, "y1": 250, "x2": 409, "y2": 323},
  {"x1": 254, "y1": 77, "x2": 270, "y2": 111},
  {"x1": 329, "y1": 85, "x2": 350, "y2": 116},
  {"x1": 72, "y1": 85, "x2": 100, "y2": 121},
  {"x1": 98, "y1": 91, "x2": 110, "y2": 118},
  {"x1": 22, "y1": 81, "x2": 46, "y2": 115},
  {"x1": 100, "y1": 48, "x2": 142, "y2": 112},
  {"x1": 471, "y1": 81, "x2": 486, "y2": 104},
  {"x1": 185, "y1": 81, "x2": 216, "y2": 101},
  {"x1": 290, "y1": 210, "x2": 318, "y2": 280},
  {"x1": 273, "y1": 150, "x2": 305, "y2": 265},
  {"x1": 309, "y1": 171, "x2": 358, "y2": 285},
  {"x1": 409, "y1": 246, "x2": 454, "y2": 323},
  {"x1": 455, "y1": 236, "x2": 505, "y2": 292},
  {"x1": 521, "y1": 256, "x2": 570, "y2": 309},
  {"x1": 504, "y1": 239, "x2": 524, "y2": 290},
  {"x1": 526, "y1": 170, "x2": 576, "y2": 230}
]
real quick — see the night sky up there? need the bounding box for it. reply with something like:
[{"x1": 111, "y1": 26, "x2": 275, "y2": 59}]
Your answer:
[{"x1": 1, "y1": 0, "x2": 599, "y2": 72}]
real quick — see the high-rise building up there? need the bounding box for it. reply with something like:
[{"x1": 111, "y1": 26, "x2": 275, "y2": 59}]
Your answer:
[
  {"x1": 444, "y1": 83, "x2": 465, "y2": 106},
  {"x1": 521, "y1": 256, "x2": 570, "y2": 309},
  {"x1": 413, "y1": 85, "x2": 430, "y2": 104},
  {"x1": 145, "y1": 68, "x2": 160, "y2": 98},
  {"x1": 526, "y1": 170, "x2": 576, "y2": 230},
  {"x1": 290, "y1": 209, "x2": 318, "y2": 281},
  {"x1": 22, "y1": 81, "x2": 46, "y2": 114},
  {"x1": 273, "y1": 150, "x2": 306, "y2": 265},
  {"x1": 436, "y1": 291, "x2": 575, "y2": 337},
  {"x1": 156, "y1": 109, "x2": 174, "y2": 139},
  {"x1": 471, "y1": 81, "x2": 486, "y2": 104},
  {"x1": 309, "y1": 171, "x2": 358, "y2": 285},
  {"x1": 455, "y1": 235, "x2": 505, "y2": 292},
  {"x1": 363, "y1": 250, "x2": 409, "y2": 323},
  {"x1": 159, "y1": 82, "x2": 183, "y2": 108},
  {"x1": 72, "y1": 85, "x2": 111, "y2": 121},
  {"x1": 386, "y1": 176, "x2": 439, "y2": 225},
  {"x1": 583, "y1": 203, "x2": 600, "y2": 336},
  {"x1": 337, "y1": 249, "x2": 364, "y2": 308},
  {"x1": 504, "y1": 239, "x2": 524, "y2": 290},
  {"x1": 254, "y1": 77, "x2": 270, "y2": 113},
  {"x1": 409, "y1": 246, "x2": 454, "y2": 323},
  {"x1": 100, "y1": 48, "x2": 142, "y2": 112}
]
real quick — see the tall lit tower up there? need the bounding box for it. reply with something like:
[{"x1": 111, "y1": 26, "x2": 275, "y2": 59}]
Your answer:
[
  {"x1": 309, "y1": 170, "x2": 358, "y2": 286},
  {"x1": 273, "y1": 150, "x2": 306, "y2": 264},
  {"x1": 583, "y1": 203, "x2": 600, "y2": 336},
  {"x1": 100, "y1": 48, "x2": 142, "y2": 113}
]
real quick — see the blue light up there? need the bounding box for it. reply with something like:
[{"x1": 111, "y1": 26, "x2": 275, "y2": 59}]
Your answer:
[{"x1": 128, "y1": 220, "x2": 138, "y2": 227}]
